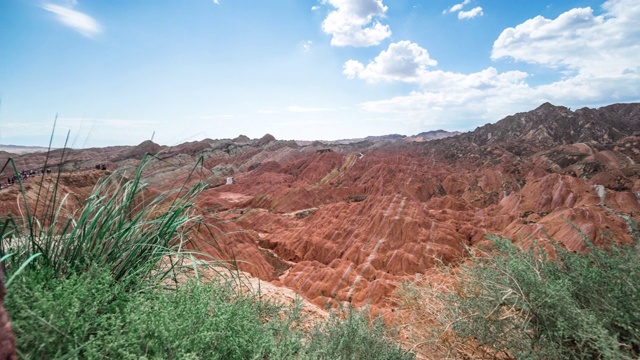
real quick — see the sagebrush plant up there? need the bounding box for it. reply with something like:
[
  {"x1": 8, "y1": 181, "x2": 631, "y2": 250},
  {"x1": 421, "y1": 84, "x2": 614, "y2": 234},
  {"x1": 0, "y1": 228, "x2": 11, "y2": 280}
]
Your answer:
[
  {"x1": 304, "y1": 305, "x2": 415, "y2": 360},
  {"x1": 395, "y1": 270, "x2": 467, "y2": 359},
  {"x1": 6, "y1": 267, "x2": 305, "y2": 359},
  {"x1": 433, "y1": 233, "x2": 640, "y2": 360},
  {"x1": 6, "y1": 265, "x2": 415, "y2": 359}
]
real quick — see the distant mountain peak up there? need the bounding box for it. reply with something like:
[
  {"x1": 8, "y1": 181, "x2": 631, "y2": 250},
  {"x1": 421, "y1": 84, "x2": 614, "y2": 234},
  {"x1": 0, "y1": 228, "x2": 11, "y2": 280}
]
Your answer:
[
  {"x1": 533, "y1": 102, "x2": 570, "y2": 114},
  {"x1": 257, "y1": 133, "x2": 276, "y2": 146},
  {"x1": 233, "y1": 135, "x2": 251, "y2": 143},
  {"x1": 407, "y1": 130, "x2": 461, "y2": 142},
  {"x1": 447, "y1": 102, "x2": 640, "y2": 154}
]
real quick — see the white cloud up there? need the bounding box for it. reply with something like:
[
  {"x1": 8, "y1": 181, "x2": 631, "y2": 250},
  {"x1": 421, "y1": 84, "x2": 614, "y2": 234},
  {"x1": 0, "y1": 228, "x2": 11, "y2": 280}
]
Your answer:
[
  {"x1": 344, "y1": 41, "x2": 532, "y2": 125},
  {"x1": 42, "y1": 3, "x2": 102, "y2": 38},
  {"x1": 343, "y1": 40, "x2": 437, "y2": 82},
  {"x1": 443, "y1": 0, "x2": 483, "y2": 20},
  {"x1": 492, "y1": 0, "x2": 640, "y2": 99},
  {"x1": 321, "y1": 0, "x2": 391, "y2": 47},
  {"x1": 357, "y1": 67, "x2": 534, "y2": 128},
  {"x1": 287, "y1": 105, "x2": 331, "y2": 112},
  {"x1": 213, "y1": 0, "x2": 219, "y2": 4},
  {"x1": 444, "y1": 0, "x2": 471, "y2": 14},
  {"x1": 458, "y1": 6, "x2": 483, "y2": 19},
  {"x1": 302, "y1": 40, "x2": 313, "y2": 52},
  {"x1": 344, "y1": 0, "x2": 640, "y2": 131},
  {"x1": 312, "y1": 5, "x2": 320, "y2": 11}
]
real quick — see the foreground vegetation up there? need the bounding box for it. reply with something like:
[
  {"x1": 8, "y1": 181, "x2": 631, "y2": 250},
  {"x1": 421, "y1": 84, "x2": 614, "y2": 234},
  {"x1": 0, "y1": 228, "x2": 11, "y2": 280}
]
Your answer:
[
  {"x1": 401, "y1": 233, "x2": 640, "y2": 360},
  {"x1": 1, "y1": 155, "x2": 413, "y2": 359}
]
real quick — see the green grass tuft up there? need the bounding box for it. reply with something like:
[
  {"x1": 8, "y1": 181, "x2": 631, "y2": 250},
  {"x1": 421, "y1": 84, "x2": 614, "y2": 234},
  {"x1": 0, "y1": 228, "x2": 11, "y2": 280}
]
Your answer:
[{"x1": 2, "y1": 154, "x2": 210, "y2": 286}]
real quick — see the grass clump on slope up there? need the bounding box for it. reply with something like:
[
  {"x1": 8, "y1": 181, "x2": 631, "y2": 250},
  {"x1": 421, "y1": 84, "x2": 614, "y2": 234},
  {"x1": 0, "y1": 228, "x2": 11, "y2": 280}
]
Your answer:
[{"x1": 1, "y1": 154, "x2": 207, "y2": 285}]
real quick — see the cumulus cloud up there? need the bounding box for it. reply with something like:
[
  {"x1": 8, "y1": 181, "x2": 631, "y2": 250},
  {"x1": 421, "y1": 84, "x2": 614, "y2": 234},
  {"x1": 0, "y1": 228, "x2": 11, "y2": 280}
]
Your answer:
[
  {"x1": 444, "y1": 0, "x2": 482, "y2": 19},
  {"x1": 344, "y1": 0, "x2": 640, "y2": 130},
  {"x1": 444, "y1": 0, "x2": 471, "y2": 14},
  {"x1": 343, "y1": 40, "x2": 437, "y2": 82},
  {"x1": 321, "y1": 0, "x2": 391, "y2": 47},
  {"x1": 357, "y1": 67, "x2": 534, "y2": 128},
  {"x1": 42, "y1": 3, "x2": 102, "y2": 38},
  {"x1": 492, "y1": 0, "x2": 640, "y2": 100},
  {"x1": 344, "y1": 41, "x2": 531, "y2": 125},
  {"x1": 458, "y1": 6, "x2": 483, "y2": 19}
]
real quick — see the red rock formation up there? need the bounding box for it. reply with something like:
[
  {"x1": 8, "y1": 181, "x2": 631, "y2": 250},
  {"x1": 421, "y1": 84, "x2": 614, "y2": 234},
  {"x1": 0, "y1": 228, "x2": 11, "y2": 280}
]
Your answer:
[{"x1": 1, "y1": 102, "x2": 639, "y2": 313}]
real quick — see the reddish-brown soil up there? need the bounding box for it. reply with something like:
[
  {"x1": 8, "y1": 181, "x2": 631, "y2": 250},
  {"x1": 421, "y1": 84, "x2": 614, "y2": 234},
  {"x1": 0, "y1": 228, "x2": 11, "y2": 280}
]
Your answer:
[{"x1": 2, "y1": 103, "x2": 640, "y2": 317}]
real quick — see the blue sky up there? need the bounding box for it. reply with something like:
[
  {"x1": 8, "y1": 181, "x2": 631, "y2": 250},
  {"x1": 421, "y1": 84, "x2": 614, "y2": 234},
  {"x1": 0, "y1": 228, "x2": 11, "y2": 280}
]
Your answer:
[{"x1": 1, "y1": 0, "x2": 638, "y2": 147}]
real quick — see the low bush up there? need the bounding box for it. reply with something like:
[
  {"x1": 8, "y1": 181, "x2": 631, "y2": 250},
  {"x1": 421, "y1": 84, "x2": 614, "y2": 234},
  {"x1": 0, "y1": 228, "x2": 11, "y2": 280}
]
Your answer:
[
  {"x1": 304, "y1": 306, "x2": 415, "y2": 360},
  {"x1": 6, "y1": 267, "x2": 304, "y2": 359},
  {"x1": 436, "y1": 235, "x2": 640, "y2": 359},
  {"x1": 8, "y1": 265, "x2": 415, "y2": 359}
]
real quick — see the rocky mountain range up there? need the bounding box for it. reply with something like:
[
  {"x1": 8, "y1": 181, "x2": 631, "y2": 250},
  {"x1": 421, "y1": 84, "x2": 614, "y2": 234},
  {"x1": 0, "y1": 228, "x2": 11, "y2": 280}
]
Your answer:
[{"x1": 2, "y1": 102, "x2": 639, "y2": 314}]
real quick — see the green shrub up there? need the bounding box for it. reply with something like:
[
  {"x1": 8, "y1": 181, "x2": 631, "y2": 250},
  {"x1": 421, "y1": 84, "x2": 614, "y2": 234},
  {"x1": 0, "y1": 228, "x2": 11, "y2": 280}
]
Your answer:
[
  {"x1": 440, "y1": 235, "x2": 640, "y2": 359},
  {"x1": 304, "y1": 306, "x2": 415, "y2": 360},
  {"x1": 107, "y1": 280, "x2": 304, "y2": 359},
  {"x1": 6, "y1": 267, "x2": 305, "y2": 359},
  {"x1": 7, "y1": 267, "x2": 128, "y2": 358}
]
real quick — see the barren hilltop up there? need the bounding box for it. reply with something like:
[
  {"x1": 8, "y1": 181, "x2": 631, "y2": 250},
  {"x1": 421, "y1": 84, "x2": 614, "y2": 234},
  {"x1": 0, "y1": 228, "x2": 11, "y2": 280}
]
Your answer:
[{"x1": 2, "y1": 102, "x2": 639, "y2": 317}]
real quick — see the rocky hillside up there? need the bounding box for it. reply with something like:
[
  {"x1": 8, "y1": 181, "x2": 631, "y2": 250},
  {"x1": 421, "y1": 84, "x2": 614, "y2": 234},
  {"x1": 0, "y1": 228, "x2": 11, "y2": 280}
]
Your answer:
[
  {"x1": 2, "y1": 102, "x2": 639, "y2": 314},
  {"x1": 443, "y1": 102, "x2": 640, "y2": 158}
]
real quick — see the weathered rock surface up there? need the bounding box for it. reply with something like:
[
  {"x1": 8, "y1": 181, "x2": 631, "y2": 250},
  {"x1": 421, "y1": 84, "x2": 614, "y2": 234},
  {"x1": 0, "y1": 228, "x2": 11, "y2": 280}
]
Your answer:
[{"x1": 2, "y1": 103, "x2": 639, "y2": 313}]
